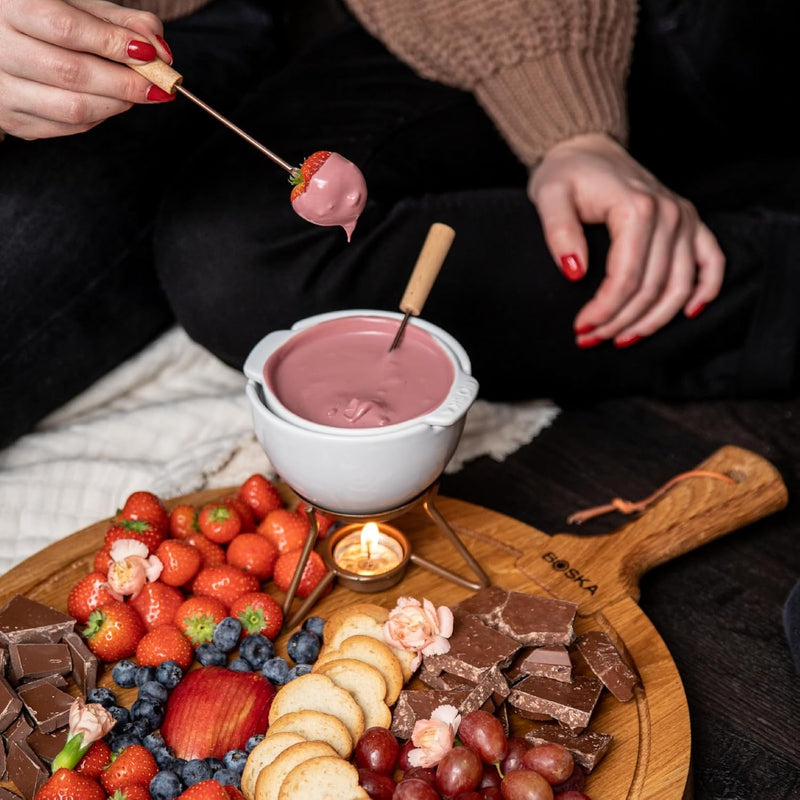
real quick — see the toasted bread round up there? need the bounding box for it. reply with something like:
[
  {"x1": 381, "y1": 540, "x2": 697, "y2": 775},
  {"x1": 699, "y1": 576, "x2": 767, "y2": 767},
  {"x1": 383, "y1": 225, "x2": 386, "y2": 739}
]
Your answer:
[
  {"x1": 277, "y1": 755, "x2": 369, "y2": 800},
  {"x1": 323, "y1": 604, "x2": 389, "y2": 644},
  {"x1": 314, "y1": 635, "x2": 404, "y2": 704},
  {"x1": 255, "y1": 740, "x2": 339, "y2": 800},
  {"x1": 242, "y1": 732, "x2": 305, "y2": 800},
  {"x1": 314, "y1": 658, "x2": 391, "y2": 730},
  {"x1": 266, "y1": 710, "x2": 353, "y2": 758},
  {"x1": 268, "y1": 673, "x2": 365, "y2": 746}
]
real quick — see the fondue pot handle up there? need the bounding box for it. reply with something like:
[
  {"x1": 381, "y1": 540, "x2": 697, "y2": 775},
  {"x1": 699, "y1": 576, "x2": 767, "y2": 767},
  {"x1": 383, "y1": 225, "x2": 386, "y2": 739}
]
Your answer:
[
  {"x1": 421, "y1": 374, "x2": 479, "y2": 428},
  {"x1": 243, "y1": 330, "x2": 294, "y2": 383}
]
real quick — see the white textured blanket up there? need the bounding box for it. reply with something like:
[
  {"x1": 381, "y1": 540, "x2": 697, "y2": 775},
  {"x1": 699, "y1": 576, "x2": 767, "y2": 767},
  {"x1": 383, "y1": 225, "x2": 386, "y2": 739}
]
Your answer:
[{"x1": 0, "y1": 327, "x2": 559, "y2": 576}]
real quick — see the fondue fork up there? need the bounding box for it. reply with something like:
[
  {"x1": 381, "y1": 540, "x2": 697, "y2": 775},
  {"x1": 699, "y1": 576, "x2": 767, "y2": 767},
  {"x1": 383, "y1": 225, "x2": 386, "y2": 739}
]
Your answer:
[{"x1": 389, "y1": 223, "x2": 456, "y2": 351}]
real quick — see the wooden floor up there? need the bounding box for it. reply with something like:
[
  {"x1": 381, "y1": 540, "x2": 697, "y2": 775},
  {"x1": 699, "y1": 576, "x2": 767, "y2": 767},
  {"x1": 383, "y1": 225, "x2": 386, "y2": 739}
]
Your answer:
[{"x1": 440, "y1": 393, "x2": 800, "y2": 800}]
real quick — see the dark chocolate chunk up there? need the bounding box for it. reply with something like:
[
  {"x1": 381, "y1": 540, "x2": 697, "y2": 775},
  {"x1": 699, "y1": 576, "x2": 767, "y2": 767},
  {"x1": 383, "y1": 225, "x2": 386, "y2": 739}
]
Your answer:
[
  {"x1": 6, "y1": 741, "x2": 48, "y2": 800},
  {"x1": 508, "y1": 675, "x2": 603, "y2": 733},
  {"x1": 3, "y1": 713, "x2": 34, "y2": 746},
  {"x1": 0, "y1": 646, "x2": 7, "y2": 677},
  {"x1": 1, "y1": 736, "x2": 6, "y2": 781},
  {"x1": 8, "y1": 643, "x2": 72, "y2": 685},
  {"x1": 0, "y1": 597, "x2": 74, "y2": 646},
  {"x1": 0, "y1": 790, "x2": 23, "y2": 800},
  {"x1": 17, "y1": 681, "x2": 74, "y2": 734},
  {"x1": 0, "y1": 676, "x2": 22, "y2": 734},
  {"x1": 62, "y1": 632, "x2": 98, "y2": 697},
  {"x1": 525, "y1": 723, "x2": 614, "y2": 772},
  {"x1": 495, "y1": 591, "x2": 577, "y2": 647},
  {"x1": 391, "y1": 688, "x2": 494, "y2": 739},
  {"x1": 575, "y1": 631, "x2": 639, "y2": 702},
  {"x1": 26, "y1": 725, "x2": 68, "y2": 764}
]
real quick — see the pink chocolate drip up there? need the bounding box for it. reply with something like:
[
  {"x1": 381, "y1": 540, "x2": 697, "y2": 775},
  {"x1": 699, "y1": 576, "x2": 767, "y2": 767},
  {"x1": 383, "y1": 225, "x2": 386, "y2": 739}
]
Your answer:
[
  {"x1": 291, "y1": 153, "x2": 367, "y2": 241},
  {"x1": 265, "y1": 316, "x2": 455, "y2": 428}
]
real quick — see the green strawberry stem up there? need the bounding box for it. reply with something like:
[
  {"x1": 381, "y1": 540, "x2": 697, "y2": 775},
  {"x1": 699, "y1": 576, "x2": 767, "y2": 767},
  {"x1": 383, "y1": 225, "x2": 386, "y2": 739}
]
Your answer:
[{"x1": 51, "y1": 732, "x2": 89, "y2": 773}]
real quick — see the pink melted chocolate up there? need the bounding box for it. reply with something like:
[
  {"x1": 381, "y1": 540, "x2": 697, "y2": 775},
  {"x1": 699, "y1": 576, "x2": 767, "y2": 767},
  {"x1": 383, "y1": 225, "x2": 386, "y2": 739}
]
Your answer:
[
  {"x1": 265, "y1": 316, "x2": 455, "y2": 428},
  {"x1": 290, "y1": 153, "x2": 367, "y2": 241}
]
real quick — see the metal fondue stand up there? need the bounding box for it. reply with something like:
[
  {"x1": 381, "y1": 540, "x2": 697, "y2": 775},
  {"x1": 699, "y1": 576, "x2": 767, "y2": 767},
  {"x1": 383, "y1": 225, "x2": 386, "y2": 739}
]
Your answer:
[{"x1": 280, "y1": 482, "x2": 490, "y2": 631}]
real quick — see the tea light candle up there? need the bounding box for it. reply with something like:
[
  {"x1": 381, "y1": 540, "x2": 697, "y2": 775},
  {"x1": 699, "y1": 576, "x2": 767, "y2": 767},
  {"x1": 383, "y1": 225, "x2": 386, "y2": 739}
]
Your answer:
[{"x1": 333, "y1": 522, "x2": 404, "y2": 576}]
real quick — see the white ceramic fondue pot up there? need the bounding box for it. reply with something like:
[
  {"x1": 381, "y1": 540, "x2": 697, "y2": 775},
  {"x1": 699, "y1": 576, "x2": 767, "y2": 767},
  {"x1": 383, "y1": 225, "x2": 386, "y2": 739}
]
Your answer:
[{"x1": 243, "y1": 309, "x2": 479, "y2": 515}]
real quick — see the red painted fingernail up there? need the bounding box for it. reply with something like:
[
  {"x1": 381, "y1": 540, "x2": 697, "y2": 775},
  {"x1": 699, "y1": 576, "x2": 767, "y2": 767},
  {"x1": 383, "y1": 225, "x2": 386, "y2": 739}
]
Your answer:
[
  {"x1": 128, "y1": 40, "x2": 157, "y2": 62},
  {"x1": 687, "y1": 302, "x2": 707, "y2": 319},
  {"x1": 156, "y1": 35, "x2": 173, "y2": 64},
  {"x1": 146, "y1": 85, "x2": 175, "y2": 102},
  {"x1": 574, "y1": 323, "x2": 595, "y2": 335},
  {"x1": 614, "y1": 334, "x2": 642, "y2": 349},
  {"x1": 577, "y1": 335, "x2": 603, "y2": 349},
  {"x1": 559, "y1": 253, "x2": 585, "y2": 282}
]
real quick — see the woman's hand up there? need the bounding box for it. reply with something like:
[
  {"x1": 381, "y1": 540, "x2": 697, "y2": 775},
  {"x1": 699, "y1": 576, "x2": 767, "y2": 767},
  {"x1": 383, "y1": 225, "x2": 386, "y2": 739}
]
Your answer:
[
  {"x1": 0, "y1": 0, "x2": 173, "y2": 139},
  {"x1": 528, "y1": 132, "x2": 725, "y2": 347}
]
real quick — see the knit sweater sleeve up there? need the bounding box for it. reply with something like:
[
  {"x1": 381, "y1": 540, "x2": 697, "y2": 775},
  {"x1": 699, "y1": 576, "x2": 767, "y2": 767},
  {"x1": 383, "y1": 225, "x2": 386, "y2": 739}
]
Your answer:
[{"x1": 342, "y1": 0, "x2": 637, "y2": 167}]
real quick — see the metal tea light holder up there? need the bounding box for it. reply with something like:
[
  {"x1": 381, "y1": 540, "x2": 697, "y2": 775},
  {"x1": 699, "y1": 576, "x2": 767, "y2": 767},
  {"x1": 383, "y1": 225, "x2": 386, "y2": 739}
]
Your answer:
[{"x1": 280, "y1": 482, "x2": 490, "y2": 631}]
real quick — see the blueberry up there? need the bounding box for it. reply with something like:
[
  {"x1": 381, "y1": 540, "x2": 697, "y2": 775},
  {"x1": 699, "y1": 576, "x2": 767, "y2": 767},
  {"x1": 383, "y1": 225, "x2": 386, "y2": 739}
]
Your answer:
[
  {"x1": 245, "y1": 734, "x2": 265, "y2": 754},
  {"x1": 205, "y1": 757, "x2": 223, "y2": 774},
  {"x1": 156, "y1": 660, "x2": 184, "y2": 689},
  {"x1": 150, "y1": 770, "x2": 183, "y2": 800},
  {"x1": 107, "y1": 723, "x2": 142, "y2": 751},
  {"x1": 143, "y1": 731, "x2": 166, "y2": 752},
  {"x1": 262, "y1": 657, "x2": 290, "y2": 685},
  {"x1": 239, "y1": 634, "x2": 275, "y2": 670},
  {"x1": 286, "y1": 630, "x2": 321, "y2": 664},
  {"x1": 222, "y1": 749, "x2": 247, "y2": 775},
  {"x1": 171, "y1": 757, "x2": 188, "y2": 776},
  {"x1": 106, "y1": 705, "x2": 130, "y2": 726},
  {"x1": 87, "y1": 687, "x2": 117, "y2": 707},
  {"x1": 286, "y1": 664, "x2": 313, "y2": 682},
  {"x1": 302, "y1": 616, "x2": 326, "y2": 639},
  {"x1": 229, "y1": 658, "x2": 251, "y2": 672},
  {"x1": 130, "y1": 698, "x2": 165, "y2": 731},
  {"x1": 213, "y1": 617, "x2": 242, "y2": 652},
  {"x1": 152, "y1": 746, "x2": 177, "y2": 771},
  {"x1": 112, "y1": 659, "x2": 138, "y2": 688},
  {"x1": 182, "y1": 758, "x2": 212, "y2": 786},
  {"x1": 196, "y1": 642, "x2": 227, "y2": 667},
  {"x1": 213, "y1": 768, "x2": 241, "y2": 788},
  {"x1": 139, "y1": 680, "x2": 169, "y2": 705}
]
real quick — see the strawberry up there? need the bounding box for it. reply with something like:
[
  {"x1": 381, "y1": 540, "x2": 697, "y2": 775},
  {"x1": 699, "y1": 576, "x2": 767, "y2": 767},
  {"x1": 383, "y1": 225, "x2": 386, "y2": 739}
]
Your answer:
[
  {"x1": 224, "y1": 787, "x2": 247, "y2": 800},
  {"x1": 68, "y1": 571, "x2": 119, "y2": 623},
  {"x1": 155, "y1": 539, "x2": 203, "y2": 587},
  {"x1": 76, "y1": 739, "x2": 113, "y2": 779},
  {"x1": 82, "y1": 601, "x2": 146, "y2": 662},
  {"x1": 136, "y1": 623, "x2": 193, "y2": 671},
  {"x1": 221, "y1": 495, "x2": 256, "y2": 532},
  {"x1": 105, "y1": 517, "x2": 166, "y2": 555},
  {"x1": 192, "y1": 564, "x2": 260, "y2": 609},
  {"x1": 161, "y1": 666, "x2": 275, "y2": 759},
  {"x1": 256, "y1": 508, "x2": 310, "y2": 555},
  {"x1": 94, "y1": 546, "x2": 114, "y2": 575},
  {"x1": 225, "y1": 532, "x2": 278, "y2": 580},
  {"x1": 197, "y1": 503, "x2": 241, "y2": 544},
  {"x1": 289, "y1": 150, "x2": 332, "y2": 201},
  {"x1": 38, "y1": 767, "x2": 107, "y2": 800},
  {"x1": 117, "y1": 490, "x2": 170, "y2": 534},
  {"x1": 101, "y1": 744, "x2": 158, "y2": 794},
  {"x1": 297, "y1": 505, "x2": 336, "y2": 539},
  {"x1": 272, "y1": 549, "x2": 329, "y2": 599},
  {"x1": 237, "y1": 474, "x2": 283, "y2": 522},
  {"x1": 185, "y1": 531, "x2": 227, "y2": 568},
  {"x1": 178, "y1": 780, "x2": 230, "y2": 799},
  {"x1": 229, "y1": 591, "x2": 283, "y2": 640},
  {"x1": 110, "y1": 787, "x2": 151, "y2": 800},
  {"x1": 174, "y1": 595, "x2": 228, "y2": 647},
  {"x1": 128, "y1": 580, "x2": 185, "y2": 632},
  {"x1": 170, "y1": 503, "x2": 199, "y2": 539}
]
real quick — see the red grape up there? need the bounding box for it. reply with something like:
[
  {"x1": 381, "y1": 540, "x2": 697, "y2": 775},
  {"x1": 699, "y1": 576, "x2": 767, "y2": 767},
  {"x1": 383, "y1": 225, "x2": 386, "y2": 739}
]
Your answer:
[
  {"x1": 358, "y1": 768, "x2": 396, "y2": 800},
  {"x1": 404, "y1": 767, "x2": 437, "y2": 787},
  {"x1": 482, "y1": 789, "x2": 503, "y2": 800},
  {"x1": 522, "y1": 744, "x2": 574, "y2": 785},
  {"x1": 551, "y1": 764, "x2": 586, "y2": 795},
  {"x1": 458, "y1": 710, "x2": 508, "y2": 764},
  {"x1": 399, "y1": 739, "x2": 416, "y2": 771},
  {"x1": 436, "y1": 747, "x2": 483, "y2": 797},
  {"x1": 500, "y1": 738, "x2": 528, "y2": 774},
  {"x1": 355, "y1": 727, "x2": 401, "y2": 775},
  {"x1": 394, "y1": 778, "x2": 442, "y2": 800},
  {"x1": 500, "y1": 769, "x2": 554, "y2": 800},
  {"x1": 479, "y1": 763, "x2": 502, "y2": 789},
  {"x1": 453, "y1": 793, "x2": 484, "y2": 800}
]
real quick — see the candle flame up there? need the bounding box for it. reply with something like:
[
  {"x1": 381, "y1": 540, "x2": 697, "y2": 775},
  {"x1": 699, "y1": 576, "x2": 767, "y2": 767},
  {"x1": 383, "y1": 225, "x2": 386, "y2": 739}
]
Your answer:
[{"x1": 361, "y1": 522, "x2": 380, "y2": 555}]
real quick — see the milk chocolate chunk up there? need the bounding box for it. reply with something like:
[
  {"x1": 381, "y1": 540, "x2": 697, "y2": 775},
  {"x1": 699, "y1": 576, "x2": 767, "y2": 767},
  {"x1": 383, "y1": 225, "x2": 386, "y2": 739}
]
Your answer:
[
  {"x1": 575, "y1": 631, "x2": 639, "y2": 702},
  {"x1": 457, "y1": 585, "x2": 510, "y2": 627},
  {"x1": 0, "y1": 597, "x2": 75, "y2": 646},
  {"x1": 525, "y1": 723, "x2": 613, "y2": 772},
  {"x1": 508, "y1": 675, "x2": 603, "y2": 733},
  {"x1": 494, "y1": 591, "x2": 577, "y2": 647},
  {"x1": 0, "y1": 789, "x2": 23, "y2": 800},
  {"x1": 1, "y1": 646, "x2": 8, "y2": 677},
  {"x1": 62, "y1": 632, "x2": 98, "y2": 697},
  {"x1": 423, "y1": 609, "x2": 520, "y2": 684},
  {"x1": 6, "y1": 741, "x2": 48, "y2": 800},
  {"x1": 391, "y1": 689, "x2": 494, "y2": 739},
  {"x1": 8, "y1": 643, "x2": 72, "y2": 685},
  {"x1": 1, "y1": 737, "x2": 6, "y2": 781},
  {"x1": 17, "y1": 681, "x2": 74, "y2": 734},
  {"x1": 0, "y1": 677, "x2": 22, "y2": 734},
  {"x1": 26, "y1": 725, "x2": 68, "y2": 764},
  {"x1": 520, "y1": 645, "x2": 573, "y2": 683}
]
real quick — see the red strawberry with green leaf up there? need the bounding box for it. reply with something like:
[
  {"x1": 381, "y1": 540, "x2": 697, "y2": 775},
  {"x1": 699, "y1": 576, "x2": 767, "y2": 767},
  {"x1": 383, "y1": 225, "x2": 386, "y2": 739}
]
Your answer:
[
  {"x1": 117, "y1": 490, "x2": 170, "y2": 534},
  {"x1": 221, "y1": 494, "x2": 257, "y2": 532},
  {"x1": 170, "y1": 503, "x2": 199, "y2": 539},
  {"x1": 236, "y1": 474, "x2": 283, "y2": 522},
  {"x1": 68, "y1": 571, "x2": 119, "y2": 623},
  {"x1": 289, "y1": 150, "x2": 332, "y2": 202},
  {"x1": 76, "y1": 739, "x2": 113, "y2": 779},
  {"x1": 110, "y1": 787, "x2": 151, "y2": 800},
  {"x1": 128, "y1": 580, "x2": 185, "y2": 632},
  {"x1": 101, "y1": 744, "x2": 158, "y2": 794},
  {"x1": 136, "y1": 623, "x2": 193, "y2": 671},
  {"x1": 82, "y1": 601, "x2": 145, "y2": 661},
  {"x1": 174, "y1": 595, "x2": 229, "y2": 647},
  {"x1": 161, "y1": 666, "x2": 276, "y2": 759},
  {"x1": 105, "y1": 517, "x2": 165, "y2": 554},
  {"x1": 155, "y1": 539, "x2": 203, "y2": 587},
  {"x1": 229, "y1": 591, "x2": 283, "y2": 640},
  {"x1": 272, "y1": 549, "x2": 330, "y2": 599},
  {"x1": 38, "y1": 767, "x2": 107, "y2": 800},
  {"x1": 198, "y1": 502, "x2": 242, "y2": 544},
  {"x1": 192, "y1": 564, "x2": 260, "y2": 609},
  {"x1": 177, "y1": 780, "x2": 230, "y2": 799}
]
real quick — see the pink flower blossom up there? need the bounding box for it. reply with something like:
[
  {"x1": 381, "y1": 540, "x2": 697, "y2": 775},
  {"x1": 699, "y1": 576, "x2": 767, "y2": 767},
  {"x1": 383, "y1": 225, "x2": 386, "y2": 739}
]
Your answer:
[
  {"x1": 52, "y1": 698, "x2": 117, "y2": 771},
  {"x1": 106, "y1": 538, "x2": 162, "y2": 599},
  {"x1": 407, "y1": 704, "x2": 461, "y2": 768},
  {"x1": 383, "y1": 596, "x2": 454, "y2": 670}
]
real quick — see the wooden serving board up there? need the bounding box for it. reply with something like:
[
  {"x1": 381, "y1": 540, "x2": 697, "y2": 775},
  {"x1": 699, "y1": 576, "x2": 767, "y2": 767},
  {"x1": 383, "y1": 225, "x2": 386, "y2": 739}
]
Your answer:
[{"x1": 0, "y1": 445, "x2": 787, "y2": 800}]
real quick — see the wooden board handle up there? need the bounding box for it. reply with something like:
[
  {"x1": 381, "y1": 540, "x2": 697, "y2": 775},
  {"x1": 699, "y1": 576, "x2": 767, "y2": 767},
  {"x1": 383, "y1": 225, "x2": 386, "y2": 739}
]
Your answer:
[
  {"x1": 130, "y1": 59, "x2": 183, "y2": 93},
  {"x1": 399, "y1": 223, "x2": 455, "y2": 316}
]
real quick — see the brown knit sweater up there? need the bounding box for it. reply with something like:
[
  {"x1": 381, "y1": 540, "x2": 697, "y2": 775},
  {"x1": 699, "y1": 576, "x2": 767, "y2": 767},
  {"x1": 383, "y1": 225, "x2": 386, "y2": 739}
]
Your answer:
[{"x1": 4, "y1": 0, "x2": 637, "y2": 165}]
